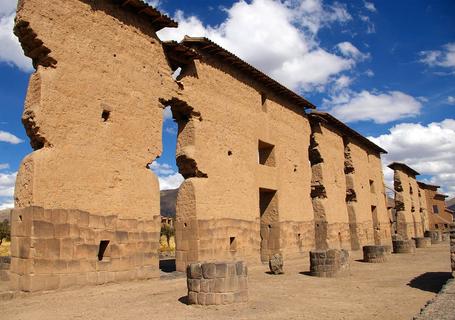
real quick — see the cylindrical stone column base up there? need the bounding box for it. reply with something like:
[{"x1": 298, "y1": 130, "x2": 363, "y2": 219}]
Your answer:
[
  {"x1": 186, "y1": 261, "x2": 248, "y2": 305},
  {"x1": 392, "y1": 240, "x2": 416, "y2": 254},
  {"x1": 362, "y1": 245, "x2": 387, "y2": 263},
  {"x1": 425, "y1": 230, "x2": 442, "y2": 244},
  {"x1": 309, "y1": 249, "x2": 349, "y2": 277},
  {"x1": 413, "y1": 237, "x2": 431, "y2": 248}
]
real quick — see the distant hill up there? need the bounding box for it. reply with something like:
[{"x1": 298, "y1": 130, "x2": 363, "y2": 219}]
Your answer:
[
  {"x1": 0, "y1": 209, "x2": 12, "y2": 223},
  {"x1": 160, "y1": 189, "x2": 178, "y2": 218},
  {"x1": 447, "y1": 197, "x2": 455, "y2": 212}
]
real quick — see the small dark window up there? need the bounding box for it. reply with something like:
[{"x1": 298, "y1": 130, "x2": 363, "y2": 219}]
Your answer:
[
  {"x1": 409, "y1": 184, "x2": 413, "y2": 194},
  {"x1": 228, "y1": 150, "x2": 233, "y2": 156},
  {"x1": 261, "y1": 93, "x2": 267, "y2": 112},
  {"x1": 98, "y1": 240, "x2": 110, "y2": 261},
  {"x1": 444, "y1": 224, "x2": 448, "y2": 228},
  {"x1": 369, "y1": 180, "x2": 375, "y2": 193},
  {"x1": 102, "y1": 110, "x2": 110, "y2": 122},
  {"x1": 258, "y1": 140, "x2": 276, "y2": 166},
  {"x1": 433, "y1": 205, "x2": 439, "y2": 214},
  {"x1": 435, "y1": 224, "x2": 439, "y2": 229},
  {"x1": 229, "y1": 237, "x2": 237, "y2": 251}
]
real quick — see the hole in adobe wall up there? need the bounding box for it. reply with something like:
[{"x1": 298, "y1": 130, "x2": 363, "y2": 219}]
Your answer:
[
  {"x1": 113, "y1": 54, "x2": 117, "y2": 58},
  {"x1": 183, "y1": 222, "x2": 187, "y2": 228},
  {"x1": 102, "y1": 110, "x2": 110, "y2": 122},
  {"x1": 98, "y1": 240, "x2": 110, "y2": 261},
  {"x1": 258, "y1": 140, "x2": 276, "y2": 167},
  {"x1": 228, "y1": 150, "x2": 233, "y2": 156},
  {"x1": 261, "y1": 92, "x2": 267, "y2": 112},
  {"x1": 230, "y1": 237, "x2": 237, "y2": 251}
]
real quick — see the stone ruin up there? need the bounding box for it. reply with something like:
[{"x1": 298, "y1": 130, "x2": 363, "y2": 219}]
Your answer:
[{"x1": 9, "y1": 0, "x2": 396, "y2": 292}]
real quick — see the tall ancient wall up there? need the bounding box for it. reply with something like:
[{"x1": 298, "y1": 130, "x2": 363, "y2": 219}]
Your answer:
[
  {"x1": 172, "y1": 57, "x2": 314, "y2": 270},
  {"x1": 418, "y1": 187, "x2": 430, "y2": 233},
  {"x1": 309, "y1": 121, "x2": 350, "y2": 250},
  {"x1": 366, "y1": 154, "x2": 392, "y2": 246},
  {"x1": 393, "y1": 171, "x2": 423, "y2": 239},
  {"x1": 11, "y1": 0, "x2": 177, "y2": 290}
]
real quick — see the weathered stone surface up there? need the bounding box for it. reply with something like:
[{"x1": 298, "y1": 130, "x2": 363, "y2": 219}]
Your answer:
[
  {"x1": 413, "y1": 237, "x2": 431, "y2": 248},
  {"x1": 392, "y1": 240, "x2": 416, "y2": 254},
  {"x1": 309, "y1": 249, "x2": 349, "y2": 277},
  {"x1": 187, "y1": 261, "x2": 248, "y2": 305},
  {"x1": 268, "y1": 253, "x2": 284, "y2": 274},
  {"x1": 362, "y1": 245, "x2": 386, "y2": 263}
]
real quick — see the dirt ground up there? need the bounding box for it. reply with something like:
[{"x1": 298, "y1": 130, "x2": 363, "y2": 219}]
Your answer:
[{"x1": 0, "y1": 243, "x2": 452, "y2": 320}]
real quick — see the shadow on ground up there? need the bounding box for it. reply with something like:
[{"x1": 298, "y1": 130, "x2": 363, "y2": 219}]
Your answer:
[
  {"x1": 407, "y1": 272, "x2": 453, "y2": 293},
  {"x1": 159, "y1": 258, "x2": 176, "y2": 273}
]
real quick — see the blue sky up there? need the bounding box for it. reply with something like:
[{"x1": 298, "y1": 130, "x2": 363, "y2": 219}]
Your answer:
[{"x1": 0, "y1": 0, "x2": 454, "y2": 209}]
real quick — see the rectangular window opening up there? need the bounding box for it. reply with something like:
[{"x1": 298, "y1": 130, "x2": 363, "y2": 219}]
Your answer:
[
  {"x1": 261, "y1": 93, "x2": 267, "y2": 112},
  {"x1": 433, "y1": 205, "x2": 439, "y2": 214},
  {"x1": 98, "y1": 240, "x2": 110, "y2": 261},
  {"x1": 229, "y1": 237, "x2": 237, "y2": 251},
  {"x1": 258, "y1": 140, "x2": 276, "y2": 167},
  {"x1": 369, "y1": 179, "x2": 375, "y2": 193}
]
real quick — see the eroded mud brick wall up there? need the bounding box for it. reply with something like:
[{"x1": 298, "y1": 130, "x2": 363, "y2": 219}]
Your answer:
[
  {"x1": 309, "y1": 113, "x2": 391, "y2": 250},
  {"x1": 417, "y1": 184, "x2": 430, "y2": 233},
  {"x1": 308, "y1": 117, "x2": 350, "y2": 250},
  {"x1": 12, "y1": 0, "x2": 177, "y2": 290},
  {"x1": 389, "y1": 164, "x2": 423, "y2": 239},
  {"x1": 166, "y1": 39, "x2": 315, "y2": 271}
]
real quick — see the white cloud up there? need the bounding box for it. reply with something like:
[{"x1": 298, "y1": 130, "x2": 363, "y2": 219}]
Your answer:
[
  {"x1": 0, "y1": 2, "x2": 33, "y2": 72},
  {"x1": 420, "y1": 43, "x2": 455, "y2": 71},
  {"x1": 0, "y1": 130, "x2": 23, "y2": 144},
  {"x1": 149, "y1": 161, "x2": 175, "y2": 176},
  {"x1": 158, "y1": 0, "x2": 362, "y2": 92},
  {"x1": 337, "y1": 41, "x2": 368, "y2": 60},
  {"x1": 149, "y1": 161, "x2": 184, "y2": 190},
  {"x1": 163, "y1": 106, "x2": 173, "y2": 120},
  {"x1": 359, "y1": 14, "x2": 375, "y2": 34},
  {"x1": 0, "y1": 171, "x2": 16, "y2": 209},
  {"x1": 0, "y1": 163, "x2": 9, "y2": 170},
  {"x1": 369, "y1": 119, "x2": 455, "y2": 197},
  {"x1": 365, "y1": 69, "x2": 374, "y2": 77},
  {"x1": 447, "y1": 96, "x2": 455, "y2": 105},
  {"x1": 165, "y1": 126, "x2": 177, "y2": 135},
  {"x1": 326, "y1": 90, "x2": 422, "y2": 124},
  {"x1": 0, "y1": 201, "x2": 13, "y2": 210},
  {"x1": 364, "y1": 1, "x2": 377, "y2": 13},
  {"x1": 144, "y1": 0, "x2": 161, "y2": 8},
  {"x1": 158, "y1": 173, "x2": 184, "y2": 191}
]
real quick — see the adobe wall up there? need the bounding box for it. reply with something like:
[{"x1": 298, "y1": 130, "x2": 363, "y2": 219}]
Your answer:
[
  {"x1": 423, "y1": 190, "x2": 452, "y2": 231},
  {"x1": 393, "y1": 171, "x2": 423, "y2": 239},
  {"x1": 11, "y1": 0, "x2": 177, "y2": 290},
  {"x1": 172, "y1": 56, "x2": 314, "y2": 270},
  {"x1": 308, "y1": 121, "x2": 350, "y2": 250},
  {"x1": 418, "y1": 188, "x2": 430, "y2": 233}
]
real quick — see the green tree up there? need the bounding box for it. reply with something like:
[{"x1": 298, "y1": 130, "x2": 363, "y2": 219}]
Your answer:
[
  {"x1": 160, "y1": 223, "x2": 175, "y2": 251},
  {"x1": 0, "y1": 219, "x2": 10, "y2": 246}
]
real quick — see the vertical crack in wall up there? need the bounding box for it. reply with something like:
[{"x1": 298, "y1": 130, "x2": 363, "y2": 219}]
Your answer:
[
  {"x1": 309, "y1": 122, "x2": 328, "y2": 250},
  {"x1": 343, "y1": 137, "x2": 359, "y2": 250}
]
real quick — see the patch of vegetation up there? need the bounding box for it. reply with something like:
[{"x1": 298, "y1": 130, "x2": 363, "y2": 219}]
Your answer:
[
  {"x1": 0, "y1": 219, "x2": 10, "y2": 246},
  {"x1": 160, "y1": 224, "x2": 175, "y2": 253}
]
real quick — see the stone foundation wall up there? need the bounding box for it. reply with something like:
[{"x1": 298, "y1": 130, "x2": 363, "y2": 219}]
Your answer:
[
  {"x1": 0, "y1": 256, "x2": 10, "y2": 281},
  {"x1": 9, "y1": 207, "x2": 160, "y2": 292},
  {"x1": 309, "y1": 249, "x2": 349, "y2": 277},
  {"x1": 187, "y1": 261, "x2": 248, "y2": 305},
  {"x1": 425, "y1": 230, "x2": 442, "y2": 244}
]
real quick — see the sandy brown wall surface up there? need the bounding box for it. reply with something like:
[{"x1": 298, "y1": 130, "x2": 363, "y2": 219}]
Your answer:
[
  {"x1": 14, "y1": 0, "x2": 176, "y2": 220},
  {"x1": 173, "y1": 56, "x2": 314, "y2": 269},
  {"x1": 394, "y1": 171, "x2": 422, "y2": 239}
]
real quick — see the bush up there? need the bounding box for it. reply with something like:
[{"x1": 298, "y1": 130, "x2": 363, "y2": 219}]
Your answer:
[
  {"x1": 160, "y1": 223, "x2": 175, "y2": 251},
  {"x1": 0, "y1": 219, "x2": 10, "y2": 246}
]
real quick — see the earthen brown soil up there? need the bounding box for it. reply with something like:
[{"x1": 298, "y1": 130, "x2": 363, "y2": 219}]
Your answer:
[{"x1": 1, "y1": 243, "x2": 452, "y2": 320}]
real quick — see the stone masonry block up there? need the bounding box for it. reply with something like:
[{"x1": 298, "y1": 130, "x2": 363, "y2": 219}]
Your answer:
[
  {"x1": 202, "y1": 263, "x2": 216, "y2": 279},
  {"x1": 33, "y1": 220, "x2": 54, "y2": 238},
  {"x1": 187, "y1": 263, "x2": 202, "y2": 279},
  {"x1": 215, "y1": 262, "x2": 228, "y2": 278},
  {"x1": 187, "y1": 278, "x2": 201, "y2": 292}
]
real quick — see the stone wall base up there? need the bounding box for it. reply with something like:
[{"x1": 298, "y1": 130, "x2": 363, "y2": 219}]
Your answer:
[
  {"x1": 309, "y1": 249, "x2": 349, "y2": 277},
  {"x1": 392, "y1": 240, "x2": 416, "y2": 254},
  {"x1": 9, "y1": 207, "x2": 160, "y2": 292},
  {"x1": 187, "y1": 261, "x2": 248, "y2": 305}
]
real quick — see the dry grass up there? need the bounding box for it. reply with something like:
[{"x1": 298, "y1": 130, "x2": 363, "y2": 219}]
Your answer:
[
  {"x1": 159, "y1": 235, "x2": 175, "y2": 253},
  {"x1": 0, "y1": 240, "x2": 10, "y2": 257}
]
